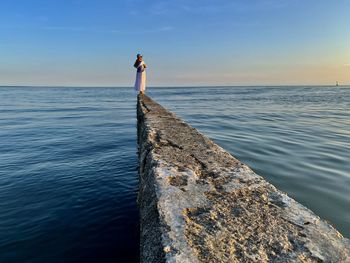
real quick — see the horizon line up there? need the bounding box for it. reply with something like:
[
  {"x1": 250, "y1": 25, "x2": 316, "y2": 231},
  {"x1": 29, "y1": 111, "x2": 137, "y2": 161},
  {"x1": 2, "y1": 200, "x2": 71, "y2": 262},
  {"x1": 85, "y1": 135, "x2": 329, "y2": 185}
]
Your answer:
[{"x1": 1, "y1": 84, "x2": 350, "y2": 88}]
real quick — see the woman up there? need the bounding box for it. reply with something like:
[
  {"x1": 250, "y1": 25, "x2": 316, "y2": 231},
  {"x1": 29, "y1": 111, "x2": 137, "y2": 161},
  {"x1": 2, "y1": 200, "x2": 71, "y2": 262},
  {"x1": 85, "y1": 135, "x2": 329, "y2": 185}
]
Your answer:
[{"x1": 134, "y1": 54, "x2": 147, "y2": 94}]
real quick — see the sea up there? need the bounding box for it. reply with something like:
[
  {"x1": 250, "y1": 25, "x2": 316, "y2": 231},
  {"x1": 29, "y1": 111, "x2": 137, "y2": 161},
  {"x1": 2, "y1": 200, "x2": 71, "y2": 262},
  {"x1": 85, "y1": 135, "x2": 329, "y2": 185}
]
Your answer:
[{"x1": 0, "y1": 86, "x2": 349, "y2": 262}]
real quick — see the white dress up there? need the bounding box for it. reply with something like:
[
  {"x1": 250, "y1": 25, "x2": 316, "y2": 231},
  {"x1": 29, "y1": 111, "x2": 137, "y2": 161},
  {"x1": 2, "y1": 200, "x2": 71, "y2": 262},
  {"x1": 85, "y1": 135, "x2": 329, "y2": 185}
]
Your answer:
[{"x1": 134, "y1": 61, "x2": 146, "y2": 92}]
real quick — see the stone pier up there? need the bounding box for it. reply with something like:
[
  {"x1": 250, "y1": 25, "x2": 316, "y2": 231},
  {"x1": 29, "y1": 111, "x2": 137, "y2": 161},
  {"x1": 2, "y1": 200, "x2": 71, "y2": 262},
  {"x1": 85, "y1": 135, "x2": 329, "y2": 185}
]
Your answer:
[{"x1": 137, "y1": 94, "x2": 350, "y2": 263}]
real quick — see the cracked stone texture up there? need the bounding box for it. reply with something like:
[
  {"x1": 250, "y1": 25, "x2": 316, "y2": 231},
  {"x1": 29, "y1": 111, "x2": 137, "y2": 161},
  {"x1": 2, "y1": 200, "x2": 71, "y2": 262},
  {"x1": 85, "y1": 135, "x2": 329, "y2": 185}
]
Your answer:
[{"x1": 137, "y1": 94, "x2": 350, "y2": 263}]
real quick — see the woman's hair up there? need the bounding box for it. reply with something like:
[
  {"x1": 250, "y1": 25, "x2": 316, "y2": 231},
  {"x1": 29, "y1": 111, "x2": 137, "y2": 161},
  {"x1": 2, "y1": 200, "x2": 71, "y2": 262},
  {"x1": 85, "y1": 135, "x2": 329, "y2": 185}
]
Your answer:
[
  {"x1": 134, "y1": 54, "x2": 143, "y2": 68},
  {"x1": 134, "y1": 59, "x2": 141, "y2": 68}
]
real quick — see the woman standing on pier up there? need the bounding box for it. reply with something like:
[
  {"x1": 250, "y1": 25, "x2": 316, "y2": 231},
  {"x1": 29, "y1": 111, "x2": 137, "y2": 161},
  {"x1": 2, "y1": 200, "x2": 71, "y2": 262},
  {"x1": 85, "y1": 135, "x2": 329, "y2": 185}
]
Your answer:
[{"x1": 134, "y1": 54, "x2": 147, "y2": 94}]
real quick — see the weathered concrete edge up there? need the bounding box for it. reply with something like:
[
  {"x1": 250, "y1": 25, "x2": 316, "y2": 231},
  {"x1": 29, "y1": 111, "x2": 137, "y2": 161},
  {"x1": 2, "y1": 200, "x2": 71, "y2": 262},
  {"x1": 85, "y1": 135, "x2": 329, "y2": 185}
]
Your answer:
[
  {"x1": 137, "y1": 95, "x2": 166, "y2": 263},
  {"x1": 137, "y1": 94, "x2": 350, "y2": 262}
]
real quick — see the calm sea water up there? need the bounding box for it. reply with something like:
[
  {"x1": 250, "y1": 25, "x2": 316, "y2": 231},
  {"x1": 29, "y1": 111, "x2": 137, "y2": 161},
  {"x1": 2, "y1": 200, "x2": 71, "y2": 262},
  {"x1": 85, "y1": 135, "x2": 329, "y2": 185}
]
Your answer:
[
  {"x1": 0, "y1": 87, "x2": 139, "y2": 262},
  {"x1": 0, "y1": 86, "x2": 349, "y2": 262}
]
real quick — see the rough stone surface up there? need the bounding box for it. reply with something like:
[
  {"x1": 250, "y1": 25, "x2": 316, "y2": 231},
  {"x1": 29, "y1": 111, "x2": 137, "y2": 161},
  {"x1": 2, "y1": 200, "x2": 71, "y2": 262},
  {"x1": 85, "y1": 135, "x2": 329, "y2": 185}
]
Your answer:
[{"x1": 137, "y1": 94, "x2": 350, "y2": 263}]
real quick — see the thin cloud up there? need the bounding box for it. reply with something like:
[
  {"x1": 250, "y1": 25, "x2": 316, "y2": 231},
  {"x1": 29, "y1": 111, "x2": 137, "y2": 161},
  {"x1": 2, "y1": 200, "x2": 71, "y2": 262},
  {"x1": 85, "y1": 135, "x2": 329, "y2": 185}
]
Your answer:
[
  {"x1": 43, "y1": 26, "x2": 88, "y2": 31},
  {"x1": 0, "y1": 24, "x2": 121, "y2": 33},
  {"x1": 146, "y1": 0, "x2": 298, "y2": 15},
  {"x1": 37, "y1": 15, "x2": 49, "y2": 22},
  {"x1": 42, "y1": 26, "x2": 121, "y2": 34},
  {"x1": 129, "y1": 10, "x2": 139, "y2": 16},
  {"x1": 148, "y1": 1, "x2": 173, "y2": 15},
  {"x1": 1, "y1": 23, "x2": 169, "y2": 34},
  {"x1": 157, "y1": 26, "x2": 174, "y2": 32},
  {"x1": 43, "y1": 25, "x2": 173, "y2": 34},
  {"x1": 140, "y1": 26, "x2": 174, "y2": 33}
]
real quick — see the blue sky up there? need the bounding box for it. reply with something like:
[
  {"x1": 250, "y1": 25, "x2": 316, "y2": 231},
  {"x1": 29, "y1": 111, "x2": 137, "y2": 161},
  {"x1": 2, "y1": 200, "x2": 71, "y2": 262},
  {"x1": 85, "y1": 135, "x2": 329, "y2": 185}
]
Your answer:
[{"x1": 1, "y1": 0, "x2": 349, "y2": 86}]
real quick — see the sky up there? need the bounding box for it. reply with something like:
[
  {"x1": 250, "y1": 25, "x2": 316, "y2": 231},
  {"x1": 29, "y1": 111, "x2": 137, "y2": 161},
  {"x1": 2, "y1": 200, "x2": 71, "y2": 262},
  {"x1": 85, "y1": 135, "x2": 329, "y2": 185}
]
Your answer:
[{"x1": 0, "y1": 0, "x2": 350, "y2": 86}]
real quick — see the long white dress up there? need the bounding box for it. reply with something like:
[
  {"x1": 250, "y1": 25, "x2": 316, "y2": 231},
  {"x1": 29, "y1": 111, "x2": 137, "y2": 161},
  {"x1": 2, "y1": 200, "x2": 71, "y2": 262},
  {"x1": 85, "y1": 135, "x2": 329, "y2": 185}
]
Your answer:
[{"x1": 134, "y1": 61, "x2": 146, "y2": 92}]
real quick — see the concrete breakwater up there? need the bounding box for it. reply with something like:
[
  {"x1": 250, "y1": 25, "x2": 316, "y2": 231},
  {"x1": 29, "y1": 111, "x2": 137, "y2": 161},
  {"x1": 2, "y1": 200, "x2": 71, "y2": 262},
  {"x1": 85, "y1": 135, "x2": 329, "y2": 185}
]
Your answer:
[{"x1": 137, "y1": 94, "x2": 350, "y2": 262}]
